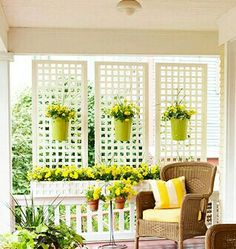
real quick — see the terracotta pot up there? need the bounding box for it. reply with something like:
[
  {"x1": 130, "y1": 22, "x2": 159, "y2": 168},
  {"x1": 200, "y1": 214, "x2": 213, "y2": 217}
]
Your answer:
[
  {"x1": 87, "y1": 199, "x2": 99, "y2": 211},
  {"x1": 115, "y1": 197, "x2": 126, "y2": 209}
]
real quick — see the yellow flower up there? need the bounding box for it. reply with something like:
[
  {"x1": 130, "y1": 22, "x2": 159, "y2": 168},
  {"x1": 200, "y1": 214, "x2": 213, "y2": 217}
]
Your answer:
[
  {"x1": 124, "y1": 111, "x2": 130, "y2": 116},
  {"x1": 93, "y1": 193, "x2": 99, "y2": 200},
  {"x1": 45, "y1": 171, "x2": 51, "y2": 178},
  {"x1": 115, "y1": 189, "x2": 121, "y2": 196}
]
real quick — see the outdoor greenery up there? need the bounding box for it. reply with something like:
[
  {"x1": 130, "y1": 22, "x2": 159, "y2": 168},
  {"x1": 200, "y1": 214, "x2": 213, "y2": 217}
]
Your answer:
[
  {"x1": 12, "y1": 88, "x2": 33, "y2": 194},
  {"x1": 87, "y1": 83, "x2": 95, "y2": 166},
  {"x1": 0, "y1": 196, "x2": 85, "y2": 249}
]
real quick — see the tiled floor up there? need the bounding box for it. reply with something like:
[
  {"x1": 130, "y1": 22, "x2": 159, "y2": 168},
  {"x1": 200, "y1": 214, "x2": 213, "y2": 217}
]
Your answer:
[{"x1": 86, "y1": 237, "x2": 205, "y2": 249}]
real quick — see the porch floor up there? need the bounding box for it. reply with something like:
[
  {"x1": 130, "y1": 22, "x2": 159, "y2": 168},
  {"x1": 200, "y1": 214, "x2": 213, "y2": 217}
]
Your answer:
[{"x1": 86, "y1": 237, "x2": 205, "y2": 249}]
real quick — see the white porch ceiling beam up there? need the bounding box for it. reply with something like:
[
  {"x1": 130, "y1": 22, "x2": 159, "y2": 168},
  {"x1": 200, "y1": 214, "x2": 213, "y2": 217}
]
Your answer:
[
  {"x1": 8, "y1": 28, "x2": 219, "y2": 55},
  {"x1": 0, "y1": 2, "x2": 8, "y2": 52},
  {"x1": 218, "y1": 6, "x2": 236, "y2": 45}
]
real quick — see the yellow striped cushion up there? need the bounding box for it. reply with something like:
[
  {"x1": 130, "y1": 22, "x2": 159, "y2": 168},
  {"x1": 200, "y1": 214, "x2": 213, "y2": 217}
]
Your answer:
[{"x1": 150, "y1": 176, "x2": 186, "y2": 209}]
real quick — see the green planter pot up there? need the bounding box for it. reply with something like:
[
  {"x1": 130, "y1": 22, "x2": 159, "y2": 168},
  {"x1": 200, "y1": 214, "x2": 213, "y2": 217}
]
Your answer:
[
  {"x1": 52, "y1": 118, "x2": 69, "y2": 141},
  {"x1": 114, "y1": 119, "x2": 132, "y2": 141},
  {"x1": 170, "y1": 119, "x2": 188, "y2": 141}
]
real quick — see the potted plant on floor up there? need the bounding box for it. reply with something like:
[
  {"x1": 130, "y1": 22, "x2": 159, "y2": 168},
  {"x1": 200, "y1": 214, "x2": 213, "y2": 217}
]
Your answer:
[
  {"x1": 162, "y1": 90, "x2": 196, "y2": 141},
  {"x1": 4, "y1": 195, "x2": 86, "y2": 249},
  {"x1": 106, "y1": 180, "x2": 136, "y2": 209},
  {"x1": 46, "y1": 103, "x2": 76, "y2": 141},
  {"x1": 105, "y1": 96, "x2": 140, "y2": 141},
  {"x1": 85, "y1": 185, "x2": 105, "y2": 211}
]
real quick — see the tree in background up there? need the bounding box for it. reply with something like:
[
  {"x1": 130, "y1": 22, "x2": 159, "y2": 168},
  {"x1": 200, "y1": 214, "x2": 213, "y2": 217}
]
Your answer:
[
  {"x1": 87, "y1": 83, "x2": 95, "y2": 166},
  {"x1": 12, "y1": 88, "x2": 32, "y2": 194}
]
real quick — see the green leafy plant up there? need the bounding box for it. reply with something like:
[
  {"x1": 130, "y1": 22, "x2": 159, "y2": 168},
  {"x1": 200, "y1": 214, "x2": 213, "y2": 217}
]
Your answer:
[
  {"x1": 105, "y1": 96, "x2": 140, "y2": 121},
  {"x1": 85, "y1": 186, "x2": 105, "y2": 201},
  {"x1": 0, "y1": 224, "x2": 85, "y2": 249},
  {"x1": 0, "y1": 228, "x2": 37, "y2": 249},
  {"x1": 10, "y1": 195, "x2": 60, "y2": 229},
  {"x1": 161, "y1": 89, "x2": 196, "y2": 121},
  {"x1": 5, "y1": 195, "x2": 86, "y2": 249}
]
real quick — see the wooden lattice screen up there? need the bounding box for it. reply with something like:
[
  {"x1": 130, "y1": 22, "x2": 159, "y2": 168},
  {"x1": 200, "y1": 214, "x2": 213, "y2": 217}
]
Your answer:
[
  {"x1": 156, "y1": 63, "x2": 207, "y2": 162},
  {"x1": 95, "y1": 62, "x2": 149, "y2": 166},
  {"x1": 32, "y1": 60, "x2": 87, "y2": 167}
]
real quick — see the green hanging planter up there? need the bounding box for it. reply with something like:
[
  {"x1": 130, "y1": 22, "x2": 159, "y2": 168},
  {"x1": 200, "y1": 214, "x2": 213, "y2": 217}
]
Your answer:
[
  {"x1": 170, "y1": 118, "x2": 188, "y2": 141},
  {"x1": 52, "y1": 118, "x2": 69, "y2": 141},
  {"x1": 114, "y1": 119, "x2": 132, "y2": 141}
]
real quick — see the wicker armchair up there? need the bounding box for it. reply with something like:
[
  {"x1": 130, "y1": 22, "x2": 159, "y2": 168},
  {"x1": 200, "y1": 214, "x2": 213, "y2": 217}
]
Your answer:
[
  {"x1": 135, "y1": 162, "x2": 216, "y2": 249},
  {"x1": 206, "y1": 224, "x2": 236, "y2": 249}
]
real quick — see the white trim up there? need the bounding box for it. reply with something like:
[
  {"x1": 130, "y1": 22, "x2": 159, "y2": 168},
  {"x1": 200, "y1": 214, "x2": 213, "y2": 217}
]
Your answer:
[
  {"x1": 94, "y1": 62, "x2": 101, "y2": 162},
  {"x1": 222, "y1": 40, "x2": 236, "y2": 222},
  {"x1": 81, "y1": 61, "x2": 88, "y2": 167},
  {"x1": 0, "y1": 52, "x2": 13, "y2": 61},
  {"x1": 32, "y1": 61, "x2": 38, "y2": 166},
  {"x1": 218, "y1": 6, "x2": 236, "y2": 45},
  {"x1": 0, "y1": 3, "x2": 8, "y2": 52},
  {"x1": 8, "y1": 28, "x2": 219, "y2": 55}
]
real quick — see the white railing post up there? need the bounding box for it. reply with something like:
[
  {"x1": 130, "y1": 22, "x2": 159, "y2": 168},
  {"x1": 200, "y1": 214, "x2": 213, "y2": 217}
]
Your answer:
[
  {"x1": 210, "y1": 191, "x2": 219, "y2": 225},
  {"x1": 0, "y1": 53, "x2": 14, "y2": 233}
]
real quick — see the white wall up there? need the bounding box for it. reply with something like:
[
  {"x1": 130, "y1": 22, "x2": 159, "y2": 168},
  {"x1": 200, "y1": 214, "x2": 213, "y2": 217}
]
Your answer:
[{"x1": 8, "y1": 28, "x2": 219, "y2": 55}]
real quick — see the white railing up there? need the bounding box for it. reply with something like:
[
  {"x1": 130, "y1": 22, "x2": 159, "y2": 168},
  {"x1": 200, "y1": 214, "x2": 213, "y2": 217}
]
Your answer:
[{"x1": 13, "y1": 190, "x2": 220, "y2": 242}]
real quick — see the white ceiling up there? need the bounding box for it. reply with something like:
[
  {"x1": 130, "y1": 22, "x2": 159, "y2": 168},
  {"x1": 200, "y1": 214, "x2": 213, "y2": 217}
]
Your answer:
[{"x1": 1, "y1": 0, "x2": 236, "y2": 31}]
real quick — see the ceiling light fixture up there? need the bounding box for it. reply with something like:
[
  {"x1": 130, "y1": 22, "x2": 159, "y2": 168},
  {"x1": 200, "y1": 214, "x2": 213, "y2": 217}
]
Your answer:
[{"x1": 117, "y1": 0, "x2": 142, "y2": 16}]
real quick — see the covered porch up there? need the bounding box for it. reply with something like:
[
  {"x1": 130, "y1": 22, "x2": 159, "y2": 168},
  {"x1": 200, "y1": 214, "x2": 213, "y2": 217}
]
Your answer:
[{"x1": 1, "y1": 1, "x2": 236, "y2": 248}]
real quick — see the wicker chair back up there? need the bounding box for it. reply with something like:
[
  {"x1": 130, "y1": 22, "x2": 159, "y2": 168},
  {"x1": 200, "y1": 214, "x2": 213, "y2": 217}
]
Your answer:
[{"x1": 161, "y1": 162, "x2": 216, "y2": 196}]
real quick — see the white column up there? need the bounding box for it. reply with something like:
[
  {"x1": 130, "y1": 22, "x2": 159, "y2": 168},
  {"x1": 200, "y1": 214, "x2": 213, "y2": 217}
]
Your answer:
[
  {"x1": 0, "y1": 52, "x2": 13, "y2": 233},
  {"x1": 222, "y1": 40, "x2": 236, "y2": 222}
]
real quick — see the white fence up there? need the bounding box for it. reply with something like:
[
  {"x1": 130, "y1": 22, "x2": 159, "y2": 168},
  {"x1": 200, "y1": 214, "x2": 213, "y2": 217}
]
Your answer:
[{"x1": 14, "y1": 191, "x2": 220, "y2": 242}]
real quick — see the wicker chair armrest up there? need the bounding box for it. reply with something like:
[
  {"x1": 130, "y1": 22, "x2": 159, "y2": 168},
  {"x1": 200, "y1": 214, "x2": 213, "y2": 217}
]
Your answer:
[
  {"x1": 179, "y1": 194, "x2": 209, "y2": 239},
  {"x1": 205, "y1": 224, "x2": 236, "y2": 249},
  {"x1": 136, "y1": 191, "x2": 155, "y2": 219},
  {"x1": 180, "y1": 193, "x2": 209, "y2": 221}
]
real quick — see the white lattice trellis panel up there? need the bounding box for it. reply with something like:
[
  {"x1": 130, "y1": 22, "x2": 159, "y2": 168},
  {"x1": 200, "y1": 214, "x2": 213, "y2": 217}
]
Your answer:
[
  {"x1": 95, "y1": 62, "x2": 148, "y2": 166},
  {"x1": 156, "y1": 63, "x2": 207, "y2": 162},
  {"x1": 32, "y1": 60, "x2": 88, "y2": 167}
]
